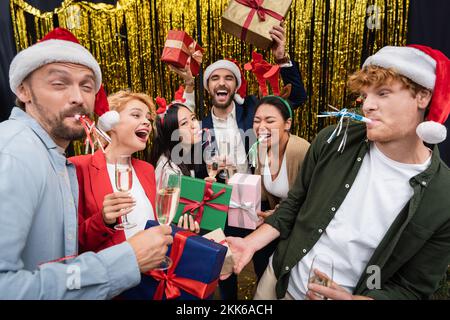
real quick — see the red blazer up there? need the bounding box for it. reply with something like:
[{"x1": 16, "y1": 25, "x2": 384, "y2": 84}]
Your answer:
[{"x1": 70, "y1": 150, "x2": 156, "y2": 253}]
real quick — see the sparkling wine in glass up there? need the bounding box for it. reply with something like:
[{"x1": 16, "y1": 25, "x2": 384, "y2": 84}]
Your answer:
[
  {"x1": 224, "y1": 135, "x2": 240, "y2": 181},
  {"x1": 226, "y1": 162, "x2": 237, "y2": 182},
  {"x1": 308, "y1": 254, "x2": 334, "y2": 299},
  {"x1": 218, "y1": 138, "x2": 230, "y2": 180},
  {"x1": 114, "y1": 155, "x2": 137, "y2": 230},
  {"x1": 155, "y1": 170, "x2": 181, "y2": 270},
  {"x1": 205, "y1": 147, "x2": 219, "y2": 179}
]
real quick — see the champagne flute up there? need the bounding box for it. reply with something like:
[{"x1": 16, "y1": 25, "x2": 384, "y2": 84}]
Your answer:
[
  {"x1": 204, "y1": 147, "x2": 219, "y2": 179},
  {"x1": 114, "y1": 155, "x2": 137, "y2": 230},
  {"x1": 226, "y1": 135, "x2": 240, "y2": 182},
  {"x1": 218, "y1": 137, "x2": 230, "y2": 180},
  {"x1": 308, "y1": 254, "x2": 334, "y2": 299},
  {"x1": 155, "y1": 170, "x2": 181, "y2": 270}
]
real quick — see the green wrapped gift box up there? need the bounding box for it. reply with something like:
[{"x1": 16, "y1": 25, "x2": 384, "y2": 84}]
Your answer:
[{"x1": 173, "y1": 176, "x2": 232, "y2": 231}]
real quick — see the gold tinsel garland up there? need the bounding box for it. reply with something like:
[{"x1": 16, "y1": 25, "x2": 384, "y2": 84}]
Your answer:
[{"x1": 10, "y1": 0, "x2": 409, "y2": 152}]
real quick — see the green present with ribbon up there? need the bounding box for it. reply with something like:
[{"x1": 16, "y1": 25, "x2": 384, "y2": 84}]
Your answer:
[
  {"x1": 222, "y1": 0, "x2": 292, "y2": 49},
  {"x1": 173, "y1": 176, "x2": 232, "y2": 231}
]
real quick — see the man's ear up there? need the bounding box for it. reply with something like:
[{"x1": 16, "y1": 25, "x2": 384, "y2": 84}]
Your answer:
[
  {"x1": 16, "y1": 82, "x2": 32, "y2": 105},
  {"x1": 417, "y1": 89, "x2": 432, "y2": 111}
]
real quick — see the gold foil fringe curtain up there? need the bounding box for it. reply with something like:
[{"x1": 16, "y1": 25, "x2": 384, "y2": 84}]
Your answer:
[{"x1": 10, "y1": 0, "x2": 409, "y2": 147}]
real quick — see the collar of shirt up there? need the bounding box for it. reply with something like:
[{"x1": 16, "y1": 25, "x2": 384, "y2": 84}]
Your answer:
[
  {"x1": 9, "y1": 107, "x2": 58, "y2": 151},
  {"x1": 211, "y1": 101, "x2": 236, "y2": 123}
]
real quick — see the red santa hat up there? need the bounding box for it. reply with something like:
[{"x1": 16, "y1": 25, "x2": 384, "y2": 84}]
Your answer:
[
  {"x1": 203, "y1": 59, "x2": 245, "y2": 104},
  {"x1": 362, "y1": 45, "x2": 450, "y2": 144},
  {"x1": 9, "y1": 27, "x2": 108, "y2": 117}
]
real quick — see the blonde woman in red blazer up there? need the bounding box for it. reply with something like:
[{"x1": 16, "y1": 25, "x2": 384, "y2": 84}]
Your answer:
[
  {"x1": 71, "y1": 148, "x2": 157, "y2": 253},
  {"x1": 70, "y1": 91, "x2": 158, "y2": 253},
  {"x1": 71, "y1": 91, "x2": 199, "y2": 254}
]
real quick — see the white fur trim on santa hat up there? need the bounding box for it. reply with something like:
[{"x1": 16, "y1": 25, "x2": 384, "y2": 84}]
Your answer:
[
  {"x1": 9, "y1": 39, "x2": 102, "y2": 95},
  {"x1": 203, "y1": 60, "x2": 242, "y2": 89},
  {"x1": 416, "y1": 121, "x2": 447, "y2": 144},
  {"x1": 98, "y1": 110, "x2": 120, "y2": 132},
  {"x1": 363, "y1": 46, "x2": 436, "y2": 90}
]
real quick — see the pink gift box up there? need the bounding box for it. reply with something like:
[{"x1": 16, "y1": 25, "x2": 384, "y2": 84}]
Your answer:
[{"x1": 227, "y1": 173, "x2": 262, "y2": 230}]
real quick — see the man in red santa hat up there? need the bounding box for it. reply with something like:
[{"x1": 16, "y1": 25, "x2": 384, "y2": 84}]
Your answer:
[
  {"x1": 0, "y1": 27, "x2": 173, "y2": 299},
  {"x1": 226, "y1": 44, "x2": 450, "y2": 300}
]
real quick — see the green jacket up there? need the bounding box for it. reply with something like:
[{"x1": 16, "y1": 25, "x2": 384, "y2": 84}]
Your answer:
[{"x1": 265, "y1": 123, "x2": 450, "y2": 299}]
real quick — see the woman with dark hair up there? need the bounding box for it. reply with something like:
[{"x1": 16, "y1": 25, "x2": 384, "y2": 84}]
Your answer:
[
  {"x1": 149, "y1": 101, "x2": 203, "y2": 178},
  {"x1": 251, "y1": 95, "x2": 310, "y2": 279},
  {"x1": 149, "y1": 94, "x2": 205, "y2": 233}
]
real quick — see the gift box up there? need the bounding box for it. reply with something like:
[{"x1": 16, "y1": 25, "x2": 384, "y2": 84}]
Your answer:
[
  {"x1": 222, "y1": 0, "x2": 292, "y2": 49},
  {"x1": 161, "y1": 30, "x2": 203, "y2": 76},
  {"x1": 203, "y1": 228, "x2": 234, "y2": 276},
  {"x1": 121, "y1": 220, "x2": 227, "y2": 300},
  {"x1": 174, "y1": 176, "x2": 232, "y2": 231},
  {"x1": 227, "y1": 173, "x2": 262, "y2": 229}
]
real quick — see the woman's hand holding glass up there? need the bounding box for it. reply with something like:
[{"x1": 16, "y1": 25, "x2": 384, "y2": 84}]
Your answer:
[{"x1": 102, "y1": 192, "x2": 136, "y2": 226}]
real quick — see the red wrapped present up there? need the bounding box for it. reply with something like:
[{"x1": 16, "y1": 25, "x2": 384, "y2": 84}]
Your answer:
[{"x1": 161, "y1": 30, "x2": 203, "y2": 76}]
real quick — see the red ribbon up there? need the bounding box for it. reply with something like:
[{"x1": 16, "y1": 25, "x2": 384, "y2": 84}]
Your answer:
[
  {"x1": 38, "y1": 255, "x2": 77, "y2": 266},
  {"x1": 179, "y1": 182, "x2": 229, "y2": 224},
  {"x1": 235, "y1": 0, "x2": 284, "y2": 42},
  {"x1": 147, "y1": 230, "x2": 218, "y2": 300},
  {"x1": 244, "y1": 51, "x2": 281, "y2": 96},
  {"x1": 78, "y1": 115, "x2": 96, "y2": 153}
]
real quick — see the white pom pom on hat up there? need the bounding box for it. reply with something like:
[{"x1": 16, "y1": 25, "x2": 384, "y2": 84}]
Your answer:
[
  {"x1": 416, "y1": 121, "x2": 447, "y2": 144},
  {"x1": 98, "y1": 110, "x2": 120, "y2": 132},
  {"x1": 363, "y1": 45, "x2": 450, "y2": 144}
]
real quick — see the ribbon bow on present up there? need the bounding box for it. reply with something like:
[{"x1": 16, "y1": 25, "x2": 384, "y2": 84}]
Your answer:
[
  {"x1": 147, "y1": 230, "x2": 218, "y2": 300},
  {"x1": 236, "y1": 0, "x2": 284, "y2": 42},
  {"x1": 245, "y1": 51, "x2": 280, "y2": 96},
  {"x1": 318, "y1": 105, "x2": 372, "y2": 153},
  {"x1": 187, "y1": 41, "x2": 203, "y2": 66},
  {"x1": 236, "y1": 0, "x2": 284, "y2": 22},
  {"x1": 229, "y1": 201, "x2": 260, "y2": 223},
  {"x1": 180, "y1": 181, "x2": 229, "y2": 225}
]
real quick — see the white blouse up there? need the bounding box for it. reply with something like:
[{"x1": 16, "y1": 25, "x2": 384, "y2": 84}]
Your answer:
[
  {"x1": 106, "y1": 163, "x2": 155, "y2": 239},
  {"x1": 262, "y1": 152, "x2": 289, "y2": 200}
]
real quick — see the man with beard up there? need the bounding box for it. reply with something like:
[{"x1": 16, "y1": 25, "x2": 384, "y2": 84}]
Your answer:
[
  {"x1": 201, "y1": 24, "x2": 307, "y2": 300},
  {"x1": 0, "y1": 28, "x2": 173, "y2": 299},
  {"x1": 202, "y1": 24, "x2": 306, "y2": 171}
]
